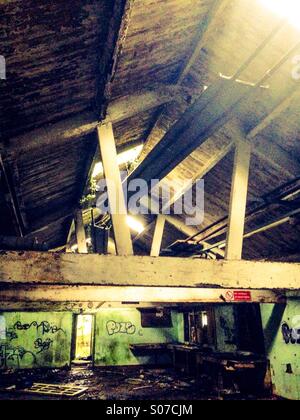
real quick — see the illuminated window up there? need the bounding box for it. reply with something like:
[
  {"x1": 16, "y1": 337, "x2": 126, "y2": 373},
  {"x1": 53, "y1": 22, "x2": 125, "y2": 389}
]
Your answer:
[
  {"x1": 126, "y1": 215, "x2": 144, "y2": 234},
  {"x1": 92, "y1": 144, "x2": 143, "y2": 178}
]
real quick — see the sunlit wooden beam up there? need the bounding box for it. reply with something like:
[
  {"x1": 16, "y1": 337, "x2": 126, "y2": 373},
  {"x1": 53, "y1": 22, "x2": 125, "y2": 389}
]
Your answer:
[
  {"x1": 97, "y1": 122, "x2": 133, "y2": 255},
  {"x1": 225, "y1": 139, "x2": 251, "y2": 260},
  {"x1": 150, "y1": 215, "x2": 166, "y2": 257}
]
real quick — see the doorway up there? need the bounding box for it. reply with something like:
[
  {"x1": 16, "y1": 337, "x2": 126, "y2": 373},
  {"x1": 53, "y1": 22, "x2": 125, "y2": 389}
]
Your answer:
[{"x1": 73, "y1": 314, "x2": 94, "y2": 363}]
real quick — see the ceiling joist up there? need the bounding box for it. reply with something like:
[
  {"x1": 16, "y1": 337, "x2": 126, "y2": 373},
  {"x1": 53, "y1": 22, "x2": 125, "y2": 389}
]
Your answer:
[{"x1": 0, "y1": 251, "x2": 299, "y2": 290}]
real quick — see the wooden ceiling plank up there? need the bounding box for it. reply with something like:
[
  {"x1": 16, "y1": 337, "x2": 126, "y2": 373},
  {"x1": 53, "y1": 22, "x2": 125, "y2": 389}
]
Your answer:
[
  {"x1": 247, "y1": 89, "x2": 300, "y2": 140},
  {"x1": 143, "y1": 0, "x2": 231, "y2": 154},
  {"x1": 177, "y1": 0, "x2": 231, "y2": 85},
  {"x1": 99, "y1": 0, "x2": 136, "y2": 117}
]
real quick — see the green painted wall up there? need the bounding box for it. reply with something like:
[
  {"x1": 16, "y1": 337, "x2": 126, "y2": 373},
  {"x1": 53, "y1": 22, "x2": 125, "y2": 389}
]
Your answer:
[
  {"x1": 214, "y1": 305, "x2": 237, "y2": 352},
  {"x1": 261, "y1": 300, "x2": 300, "y2": 400},
  {"x1": 94, "y1": 308, "x2": 184, "y2": 366},
  {"x1": 0, "y1": 312, "x2": 72, "y2": 370}
]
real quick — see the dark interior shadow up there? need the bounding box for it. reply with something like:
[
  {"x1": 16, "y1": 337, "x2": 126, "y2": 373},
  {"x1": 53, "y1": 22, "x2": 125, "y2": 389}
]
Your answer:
[{"x1": 263, "y1": 304, "x2": 286, "y2": 353}]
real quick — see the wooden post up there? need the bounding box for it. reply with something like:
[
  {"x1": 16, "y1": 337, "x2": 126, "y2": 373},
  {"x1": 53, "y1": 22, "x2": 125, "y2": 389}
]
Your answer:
[
  {"x1": 97, "y1": 122, "x2": 133, "y2": 256},
  {"x1": 74, "y1": 209, "x2": 88, "y2": 254},
  {"x1": 225, "y1": 139, "x2": 251, "y2": 260},
  {"x1": 150, "y1": 215, "x2": 166, "y2": 257}
]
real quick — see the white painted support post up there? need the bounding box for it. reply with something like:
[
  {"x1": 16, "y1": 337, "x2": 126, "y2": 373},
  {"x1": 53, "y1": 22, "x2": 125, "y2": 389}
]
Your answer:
[
  {"x1": 97, "y1": 122, "x2": 133, "y2": 256},
  {"x1": 150, "y1": 215, "x2": 166, "y2": 257},
  {"x1": 74, "y1": 209, "x2": 88, "y2": 253},
  {"x1": 225, "y1": 138, "x2": 251, "y2": 260}
]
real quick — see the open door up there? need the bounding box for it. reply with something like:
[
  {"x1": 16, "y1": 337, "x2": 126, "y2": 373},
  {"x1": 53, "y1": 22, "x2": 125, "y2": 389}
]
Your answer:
[{"x1": 72, "y1": 314, "x2": 94, "y2": 363}]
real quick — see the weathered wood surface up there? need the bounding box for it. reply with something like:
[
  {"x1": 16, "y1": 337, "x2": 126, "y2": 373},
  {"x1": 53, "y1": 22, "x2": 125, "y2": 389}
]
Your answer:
[
  {"x1": 150, "y1": 215, "x2": 166, "y2": 257},
  {"x1": 74, "y1": 209, "x2": 88, "y2": 254},
  {"x1": 0, "y1": 0, "x2": 120, "y2": 139},
  {"x1": 0, "y1": 252, "x2": 299, "y2": 290},
  {"x1": 0, "y1": 285, "x2": 283, "y2": 305},
  {"x1": 97, "y1": 122, "x2": 133, "y2": 255},
  {"x1": 7, "y1": 86, "x2": 195, "y2": 156},
  {"x1": 127, "y1": 78, "x2": 251, "y2": 194},
  {"x1": 225, "y1": 139, "x2": 251, "y2": 260}
]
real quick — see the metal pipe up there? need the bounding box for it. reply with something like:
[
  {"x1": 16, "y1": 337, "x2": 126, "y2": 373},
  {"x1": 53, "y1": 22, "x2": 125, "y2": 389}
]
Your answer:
[{"x1": 201, "y1": 208, "x2": 300, "y2": 254}]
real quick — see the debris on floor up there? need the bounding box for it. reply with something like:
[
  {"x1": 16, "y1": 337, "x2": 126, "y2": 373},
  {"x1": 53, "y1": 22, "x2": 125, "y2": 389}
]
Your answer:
[
  {"x1": 4, "y1": 382, "x2": 88, "y2": 397},
  {"x1": 0, "y1": 366, "x2": 277, "y2": 400}
]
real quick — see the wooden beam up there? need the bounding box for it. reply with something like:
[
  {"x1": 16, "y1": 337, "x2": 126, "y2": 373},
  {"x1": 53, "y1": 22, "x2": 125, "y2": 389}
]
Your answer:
[
  {"x1": 253, "y1": 136, "x2": 299, "y2": 177},
  {"x1": 74, "y1": 209, "x2": 88, "y2": 254},
  {"x1": 143, "y1": 0, "x2": 231, "y2": 154},
  {"x1": 8, "y1": 112, "x2": 97, "y2": 155},
  {"x1": 0, "y1": 285, "x2": 283, "y2": 306},
  {"x1": 0, "y1": 252, "x2": 299, "y2": 290},
  {"x1": 0, "y1": 155, "x2": 26, "y2": 236},
  {"x1": 127, "y1": 78, "x2": 251, "y2": 198},
  {"x1": 134, "y1": 141, "x2": 233, "y2": 254},
  {"x1": 150, "y1": 215, "x2": 166, "y2": 257},
  {"x1": 98, "y1": 0, "x2": 135, "y2": 116},
  {"x1": 225, "y1": 139, "x2": 251, "y2": 260},
  {"x1": 106, "y1": 85, "x2": 198, "y2": 123},
  {"x1": 177, "y1": 0, "x2": 231, "y2": 84},
  {"x1": 168, "y1": 141, "x2": 234, "y2": 208},
  {"x1": 202, "y1": 207, "x2": 300, "y2": 253},
  {"x1": 247, "y1": 89, "x2": 300, "y2": 140},
  {"x1": 229, "y1": 122, "x2": 300, "y2": 177},
  {"x1": 97, "y1": 122, "x2": 133, "y2": 255},
  {"x1": 6, "y1": 86, "x2": 196, "y2": 157}
]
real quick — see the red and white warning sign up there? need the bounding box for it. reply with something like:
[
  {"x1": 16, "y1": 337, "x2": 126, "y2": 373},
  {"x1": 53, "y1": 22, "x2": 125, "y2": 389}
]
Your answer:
[{"x1": 225, "y1": 290, "x2": 252, "y2": 302}]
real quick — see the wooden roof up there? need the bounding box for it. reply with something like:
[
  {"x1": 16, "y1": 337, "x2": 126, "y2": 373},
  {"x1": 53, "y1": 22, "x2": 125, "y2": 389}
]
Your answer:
[{"x1": 0, "y1": 0, "x2": 300, "y2": 259}]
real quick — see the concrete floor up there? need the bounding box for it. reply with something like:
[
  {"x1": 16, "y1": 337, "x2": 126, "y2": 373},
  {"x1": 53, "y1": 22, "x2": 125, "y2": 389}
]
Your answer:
[{"x1": 0, "y1": 365, "x2": 277, "y2": 400}]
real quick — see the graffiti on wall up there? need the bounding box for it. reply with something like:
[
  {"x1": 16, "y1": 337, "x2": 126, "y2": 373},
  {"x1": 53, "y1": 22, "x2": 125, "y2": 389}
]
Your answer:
[
  {"x1": 34, "y1": 338, "x2": 54, "y2": 354},
  {"x1": 0, "y1": 318, "x2": 66, "y2": 368},
  {"x1": 0, "y1": 343, "x2": 36, "y2": 368},
  {"x1": 106, "y1": 320, "x2": 136, "y2": 336},
  {"x1": 282, "y1": 322, "x2": 300, "y2": 344},
  {"x1": 13, "y1": 321, "x2": 65, "y2": 335},
  {"x1": 6, "y1": 328, "x2": 18, "y2": 341}
]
